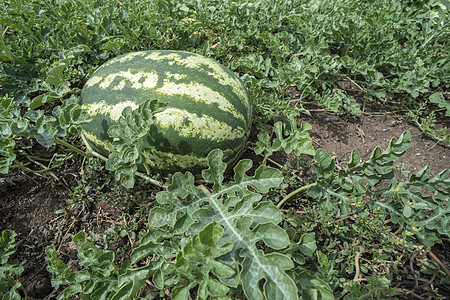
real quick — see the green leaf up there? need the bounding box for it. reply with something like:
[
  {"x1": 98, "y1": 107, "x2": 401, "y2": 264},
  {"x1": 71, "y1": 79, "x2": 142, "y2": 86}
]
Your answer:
[
  {"x1": 136, "y1": 149, "x2": 296, "y2": 299},
  {"x1": 108, "y1": 99, "x2": 167, "y2": 147},
  {"x1": 240, "y1": 250, "x2": 297, "y2": 300},
  {"x1": 29, "y1": 83, "x2": 72, "y2": 110},
  {"x1": 0, "y1": 138, "x2": 16, "y2": 174},
  {"x1": 105, "y1": 99, "x2": 167, "y2": 187},
  {"x1": 47, "y1": 230, "x2": 163, "y2": 299},
  {"x1": 308, "y1": 130, "x2": 448, "y2": 247},
  {"x1": 201, "y1": 148, "x2": 227, "y2": 192},
  {"x1": 298, "y1": 233, "x2": 317, "y2": 257},
  {"x1": 25, "y1": 112, "x2": 58, "y2": 147},
  {"x1": 0, "y1": 97, "x2": 13, "y2": 117},
  {"x1": 294, "y1": 269, "x2": 334, "y2": 300},
  {"x1": 113, "y1": 265, "x2": 156, "y2": 300},
  {"x1": 403, "y1": 205, "x2": 412, "y2": 218},
  {"x1": 429, "y1": 92, "x2": 450, "y2": 116},
  {"x1": 46, "y1": 61, "x2": 67, "y2": 87},
  {"x1": 255, "y1": 119, "x2": 315, "y2": 160},
  {"x1": 52, "y1": 96, "x2": 92, "y2": 136},
  {"x1": 0, "y1": 231, "x2": 24, "y2": 290},
  {"x1": 172, "y1": 221, "x2": 235, "y2": 298}
]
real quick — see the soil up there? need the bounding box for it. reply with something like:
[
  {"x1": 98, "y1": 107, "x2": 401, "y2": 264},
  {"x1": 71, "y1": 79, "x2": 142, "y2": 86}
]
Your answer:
[{"x1": 1, "y1": 97, "x2": 449, "y2": 299}]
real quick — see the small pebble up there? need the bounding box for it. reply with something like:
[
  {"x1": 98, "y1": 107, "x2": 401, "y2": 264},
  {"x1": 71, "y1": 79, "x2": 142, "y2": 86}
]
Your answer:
[{"x1": 325, "y1": 117, "x2": 331, "y2": 122}]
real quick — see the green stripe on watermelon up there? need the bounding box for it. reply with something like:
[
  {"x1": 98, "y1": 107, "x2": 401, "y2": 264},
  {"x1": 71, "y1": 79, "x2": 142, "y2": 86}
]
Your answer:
[{"x1": 80, "y1": 50, "x2": 251, "y2": 175}]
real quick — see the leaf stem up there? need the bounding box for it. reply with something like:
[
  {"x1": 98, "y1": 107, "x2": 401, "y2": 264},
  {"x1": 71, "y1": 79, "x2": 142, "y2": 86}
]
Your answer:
[
  {"x1": 262, "y1": 155, "x2": 268, "y2": 166},
  {"x1": 56, "y1": 135, "x2": 167, "y2": 188},
  {"x1": 198, "y1": 184, "x2": 212, "y2": 196},
  {"x1": 428, "y1": 250, "x2": 450, "y2": 279},
  {"x1": 88, "y1": 150, "x2": 167, "y2": 188},
  {"x1": 277, "y1": 182, "x2": 316, "y2": 209},
  {"x1": 266, "y1": 157, "x2": 283, "y2": 169},
  {"x1": 13, "y1": 159, "x2": 59, "y2": 182},
  {"x1": 54, "y1": 137, "x2": 92, "y2": 158}
]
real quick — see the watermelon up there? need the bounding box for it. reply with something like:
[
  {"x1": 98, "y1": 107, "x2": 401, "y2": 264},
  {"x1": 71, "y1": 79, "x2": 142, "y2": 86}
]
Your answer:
[{"x1": 79, "y1": 50, "x2": 252, "y2": 175}]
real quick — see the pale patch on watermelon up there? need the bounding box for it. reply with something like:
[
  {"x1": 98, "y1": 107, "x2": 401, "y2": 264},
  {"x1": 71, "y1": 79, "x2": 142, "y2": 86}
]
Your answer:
[
  {"x1": 164, "y1": 72, "x2": 187, "y2": 81},
  {"x1": 114, "y1": 51, "x2": 147, "y2": 63},
  {"x1": 157, "y1": 79, "x2": 245, "y2": 122},
  {"x1": 109, "y1": 101, "x2": 139, "y2": 121},
  {"x1": 156, "y1": 108, "x2": 246, "y2": 142},
  {"x1": 85, "y1": 75, "x2": 103, "y2": 87},
  {"x1": 112, "y1": 80, "x2": 127, "y2": 90},
  {"x1": 143, "y1": 51, "x2": 183, "y2": 63},
  {"x1": 81, "y1": 100, "x2": 139, "y2": 121},
  {"x1": 96, "y1": 70, "x2": 158, "y2": 90},
  {"x1": 141, "y1": 145, "x2": 208, "y2": 171},
  {"x1": 144, "y1": 51, "x2": 250, "y2": 110},
  {"x1": 81, "y1": 130, "x2": 115, "y2": 153}
]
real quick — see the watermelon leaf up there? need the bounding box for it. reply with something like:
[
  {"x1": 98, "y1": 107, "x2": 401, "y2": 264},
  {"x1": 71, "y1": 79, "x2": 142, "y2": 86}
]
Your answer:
[
  {"x1": 375, "y1": 167, "x2": 450, "y2": 247},
  {"x1": 0, "y1": 230, "x2": 25, "y2": 299},
  {"x1": 255, "y1": 117, "x2": 315, "y2": 161},
  {"x1": 106, "y1": 99, "x2": 167, "y2": 188},
  {"x1": 308, "y1": 131, "x2": 449, "y2": 247},
  {"x1": 52, "y1": 96, "x2": 93, "y2": 137},
  {"x1": 0, "y1": 138, "x2": 15, "y2": 174},
  {"x1": 26, "y1": 113, "x2": 58, "y2": 148},
  {"x1": 46, "y1": 231, "x2": 162, "y2": 300},
  {"x1": 0, "y1": 95, "x2": 90, "y2": 173},
  {"x1": 134, "y1": 149, "x2": 300, "y2": 300},
  {"x1": 429, "y1": 92, "x2": 450, "y2": 117},
  {"x1": 174, "y1": 221, "x2": 235, "y2": 299}
]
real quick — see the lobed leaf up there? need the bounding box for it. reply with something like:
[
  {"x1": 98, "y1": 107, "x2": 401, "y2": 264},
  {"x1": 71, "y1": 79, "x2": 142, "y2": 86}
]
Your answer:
[
  {"x1": 309, "y1": 130, "x2": 449, "y2": 246},
  {"x1": 136, "y1": 149, "x2": 297, "y2": 299},
  {"x1": 105, "y1": 99, "x2": 167, "y2": 187},
  {"x1": 255, "y1": 118, "x2": 315, "y2": 160}
]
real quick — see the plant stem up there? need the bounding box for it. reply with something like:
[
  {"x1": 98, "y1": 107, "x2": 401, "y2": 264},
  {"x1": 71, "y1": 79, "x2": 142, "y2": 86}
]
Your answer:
[
  {"x1": 428, "y1": 250, "x2": 450, "y2": 279},
  {"x1": 345, "y1": 76, "x2": 366, "y2": 93},
  {"x1": 88, "y1": 150, "x2": 167, "y2": 189},
  {"x1": 277, "y1": 182, "x2": 317, "y2": 209},
  {"x1": 198, "y1": 184, "x2": 212, "y2": 196},
  {"x1": 13, "y1": 159, "x2": 59, "y2": 181},
  {"x1": 393, "y1": 221, "x2": 405, "y2": 235},
  {"x1": 55, "y1": 137, "x2": 92, "y2": 158},
  {"x1": 262, "y1": 155, "x2": 268, "y2": 166},
  {"x1": 267, "y1": 157, "x2": 283, "y2": 169},
  {"x1": 56, "y1": 137, "x2": 168, "y2": 188}
]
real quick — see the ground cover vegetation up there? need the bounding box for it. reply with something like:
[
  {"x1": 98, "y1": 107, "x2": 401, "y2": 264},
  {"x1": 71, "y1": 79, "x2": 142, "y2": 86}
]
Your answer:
[{"x1": 1, "y1": 0, "x2": 449, "y2": 299}]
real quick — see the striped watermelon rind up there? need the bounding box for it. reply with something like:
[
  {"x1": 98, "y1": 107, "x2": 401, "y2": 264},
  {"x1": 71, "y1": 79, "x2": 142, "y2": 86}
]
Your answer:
[{"x1": 80, "y1": 50, "x2": 251, "y2": 175}]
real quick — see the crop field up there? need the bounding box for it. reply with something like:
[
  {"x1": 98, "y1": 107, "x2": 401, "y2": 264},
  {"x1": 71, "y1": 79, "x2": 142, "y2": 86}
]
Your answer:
[{"x1": 1, "y1": 0, "x2": 449, "y2": 299}]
